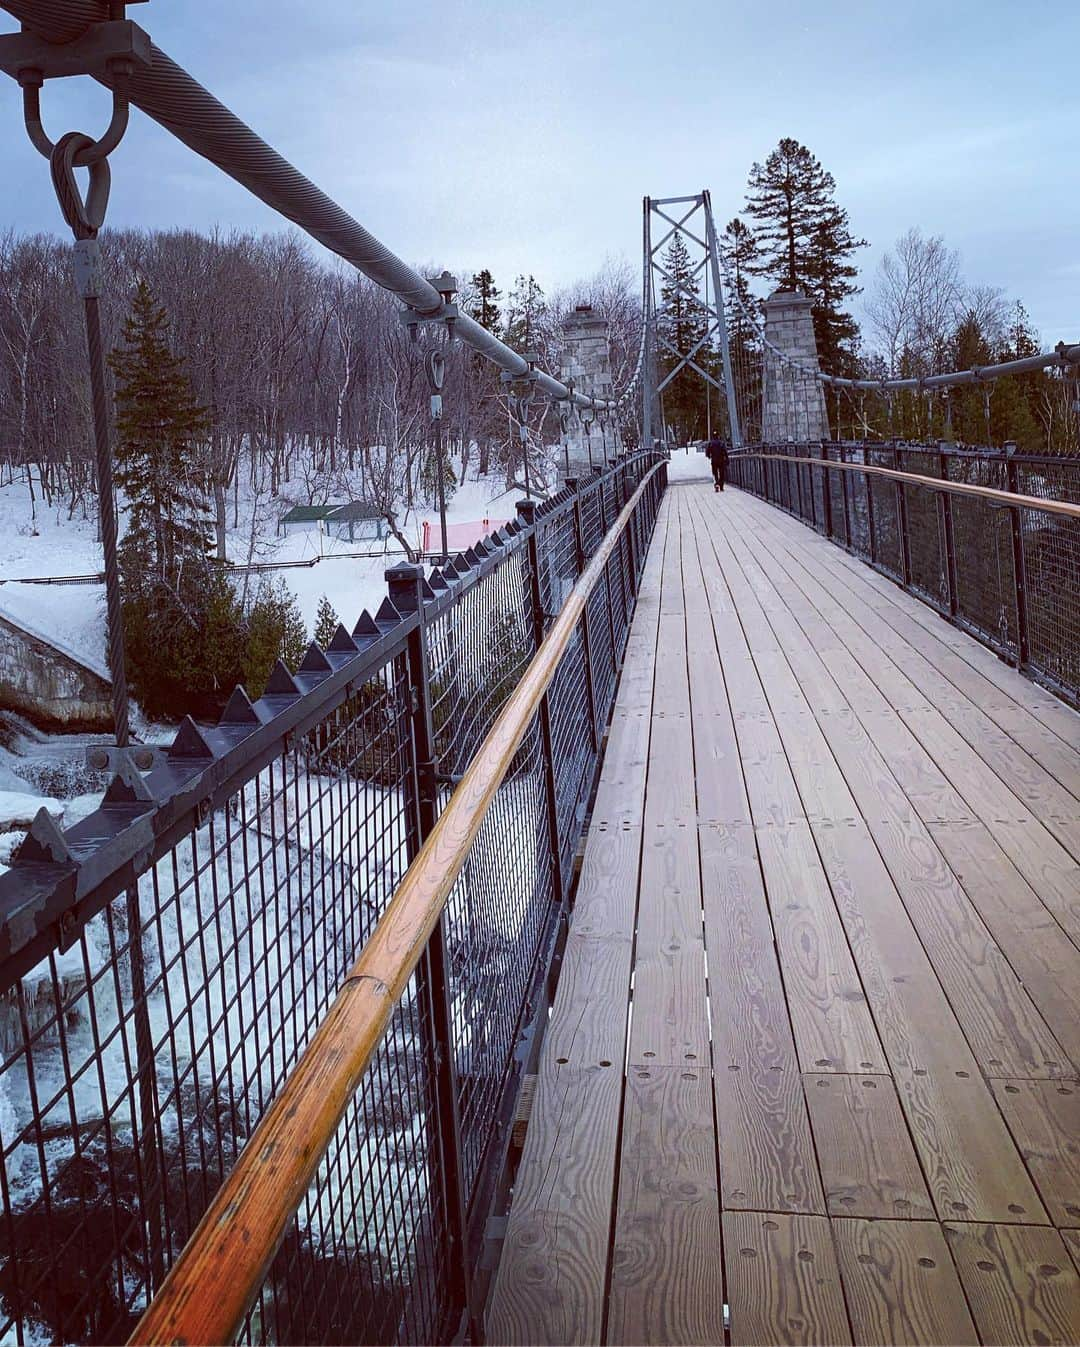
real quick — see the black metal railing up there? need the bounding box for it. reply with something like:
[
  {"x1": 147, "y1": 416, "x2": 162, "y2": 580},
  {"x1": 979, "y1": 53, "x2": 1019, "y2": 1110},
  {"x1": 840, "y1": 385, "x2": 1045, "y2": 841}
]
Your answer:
[
  {"x1": 730, "y1": 442, "x2": 1080, "y2": 707},
  {"x1": 0, "y1": 451, "x2": 667, "y2": 1347}
]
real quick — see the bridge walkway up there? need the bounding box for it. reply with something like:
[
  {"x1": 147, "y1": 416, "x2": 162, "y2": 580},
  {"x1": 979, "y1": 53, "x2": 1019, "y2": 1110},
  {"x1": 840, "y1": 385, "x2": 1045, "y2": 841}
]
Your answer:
[{"x1": 487, "y1": 467, "x2": 1080, "y2": 1346}]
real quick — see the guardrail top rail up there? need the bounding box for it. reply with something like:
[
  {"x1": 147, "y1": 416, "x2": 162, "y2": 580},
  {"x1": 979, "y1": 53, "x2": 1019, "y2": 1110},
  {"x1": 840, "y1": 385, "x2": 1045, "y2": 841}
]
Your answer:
[
  {"x1": 0, "y1": 452, "x2": 667, "y2": 1347},
  {"x1": 729, "y1": 442, "x2": 1080, "y2": 708}
]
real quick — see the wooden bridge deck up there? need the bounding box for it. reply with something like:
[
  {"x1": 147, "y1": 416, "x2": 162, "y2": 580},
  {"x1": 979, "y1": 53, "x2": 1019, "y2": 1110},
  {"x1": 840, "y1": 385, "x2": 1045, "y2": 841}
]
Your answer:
[{"x1": 487, "y1": 471, "x2": 1080, "y2": 1346}]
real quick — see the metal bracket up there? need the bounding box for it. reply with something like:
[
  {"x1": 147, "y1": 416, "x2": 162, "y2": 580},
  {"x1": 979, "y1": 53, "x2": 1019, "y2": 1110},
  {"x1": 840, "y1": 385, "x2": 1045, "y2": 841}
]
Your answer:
[
  {"x1": 0, "y1": 20, "x2": 153, "y2": 83},
  {"x1": 86, "y1": 742, "x2": 160, "y2": 774},
  {"x1": 400, "y1": 271, "x2": 460, "y2": 341},
  {"x1": 400, "y1": 299, "x2": 459, "y2": 341}
]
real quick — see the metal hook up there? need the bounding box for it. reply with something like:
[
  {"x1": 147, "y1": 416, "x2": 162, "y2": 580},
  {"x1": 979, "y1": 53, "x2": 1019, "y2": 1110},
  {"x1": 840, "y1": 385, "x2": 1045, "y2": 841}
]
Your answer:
[{"x1": 21, "y1": 59, "x2": 132, "y2": 168}]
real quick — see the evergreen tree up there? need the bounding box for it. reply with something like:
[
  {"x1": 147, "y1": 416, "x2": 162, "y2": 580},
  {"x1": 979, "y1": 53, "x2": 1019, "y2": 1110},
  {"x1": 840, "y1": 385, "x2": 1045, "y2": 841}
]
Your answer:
[
  {"x1": 719, "y1": 219, "x2": 763, "y2": 441},
  {"x1": 313, "y1": 594, "x2": 339, "y2": 648},
  {"x1": 109, "y1": 281, "x2": 212, "y2": 580},
  {"x1": 109, "y1": 282, "x2": 243, "y2": 719},
  {"x1": 467, "y1": 269, "x2": 502, "y2": 332},
  {"x1": 657, "y1": 234, "x2": 710, "y2": 442},
  {"x1": 276, "y1": 578, "x2": 308, "y2": 669},
  {"x1": 242, "y1": 578, "x2": 307, "y2": 698},
  {"x1": 504, "y1": 275, "x2": 547, "y2": 353},
  {"x1": 744, "y1": 137, "x2": 867, "y2": 375},
  {"x1": 804, "y1": 212, "x2": 866, "y2": 375},
  {"x1": 990, "y1": 302, "x2": 1044, "y2": 450}
]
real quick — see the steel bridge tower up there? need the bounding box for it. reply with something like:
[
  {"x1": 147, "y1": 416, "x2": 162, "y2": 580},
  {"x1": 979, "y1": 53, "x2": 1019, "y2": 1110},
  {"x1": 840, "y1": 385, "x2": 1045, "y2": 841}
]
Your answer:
[{"x1": 643, "y1": 190, "x2": 742, "y2": 448}]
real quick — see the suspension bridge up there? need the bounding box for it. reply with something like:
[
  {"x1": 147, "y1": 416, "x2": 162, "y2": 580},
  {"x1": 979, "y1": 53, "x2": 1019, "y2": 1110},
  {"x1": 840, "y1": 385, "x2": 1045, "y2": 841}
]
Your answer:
[{"x1": 0, "y1": 5, "x2": 1079, "y2": 1346}]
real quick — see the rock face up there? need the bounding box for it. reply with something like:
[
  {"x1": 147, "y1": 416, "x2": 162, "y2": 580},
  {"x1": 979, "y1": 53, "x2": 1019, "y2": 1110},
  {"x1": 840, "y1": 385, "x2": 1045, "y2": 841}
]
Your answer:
[
  {"x1": 761, "y1": 290, "x2": 831, "y2": 442},
  {"x1": 558, "y1": 305, "x2": 621, "y2": 479},
  {"x1": 0, "y1": 613, "x2": 112, "y2": 732}
]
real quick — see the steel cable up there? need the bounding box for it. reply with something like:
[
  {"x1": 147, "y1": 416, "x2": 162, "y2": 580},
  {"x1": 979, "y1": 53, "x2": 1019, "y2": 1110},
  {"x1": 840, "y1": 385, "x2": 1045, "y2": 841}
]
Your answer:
[
  {"x1": 718, "y1": 257, "x2": 1079, "y2": 393},
  {"x1": 1, "y1": 0, "x2": 625, "y2": 411}
]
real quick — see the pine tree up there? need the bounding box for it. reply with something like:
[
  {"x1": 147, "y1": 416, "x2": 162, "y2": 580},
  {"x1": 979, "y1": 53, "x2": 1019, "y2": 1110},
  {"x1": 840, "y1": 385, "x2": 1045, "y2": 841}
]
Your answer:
[
  {"x1": 467, "y1": 269, "x2": 502, "y2": 332},
  {"x1": 719, "y1": 219, "x2": 763, "y2": 439},
  {"x1": 804, "y1": 211, "x2": 866, "y2": 376},
  {"x1": 109, "y1": 281, "x2": 212, "y2": 581},
  {"x1": 109, "y1": 281, "x2": 243, "y2": 719},
  {"x1": 744, "y1": 138, "x2": 867, "y2": 375},
  {"x1": 504, "y1": 275, "x2": 547, "y2": 353},
  {"x1": 242, "y1": 579, "x2": 308, "y2": 698},
  {"x1": 657, "y1": 234, "x2": 709, "y2": 442},
  {"x1": 990, "y1": 302, "x2": 1044, "y2": 450},
  {"x1": 276, "y1": 579, "x2": 308, "y2": 669},
  {"x1": 313, "y1": 594, "x2": 339, "y2": 648}
]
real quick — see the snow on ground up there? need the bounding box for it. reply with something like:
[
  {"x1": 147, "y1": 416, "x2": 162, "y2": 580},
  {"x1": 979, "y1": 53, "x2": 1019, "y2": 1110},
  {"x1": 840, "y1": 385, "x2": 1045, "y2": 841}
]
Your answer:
[
  {"x1": 665, "y1": 443, "x2": 712, "y2": 484},
  {"x1": 0, "y1": 466, "x2": 527, "y2": 667}
]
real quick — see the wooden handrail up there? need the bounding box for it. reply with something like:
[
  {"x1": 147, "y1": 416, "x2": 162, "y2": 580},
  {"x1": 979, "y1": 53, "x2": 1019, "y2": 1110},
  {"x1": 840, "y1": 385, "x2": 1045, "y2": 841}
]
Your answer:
[
  {"x1": 738, "y1": 451, "x2": 1080, "y2": 521},
  {"x1": 129, "y1": 462, "x2": 664, "y2": 1347}
]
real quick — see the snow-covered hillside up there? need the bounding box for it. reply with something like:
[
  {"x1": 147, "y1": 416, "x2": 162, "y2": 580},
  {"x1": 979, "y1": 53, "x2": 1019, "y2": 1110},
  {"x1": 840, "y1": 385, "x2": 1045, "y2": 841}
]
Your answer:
[{"x1": 0, "y1": 466, "x2": 525, "y2": 676}]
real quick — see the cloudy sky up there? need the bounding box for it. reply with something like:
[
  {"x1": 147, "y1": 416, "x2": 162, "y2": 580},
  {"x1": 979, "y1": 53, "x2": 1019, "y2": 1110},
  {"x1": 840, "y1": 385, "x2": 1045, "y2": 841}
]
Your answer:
[{"x1": 2, "y1": 0, "x2": 1076, "y2": 345}]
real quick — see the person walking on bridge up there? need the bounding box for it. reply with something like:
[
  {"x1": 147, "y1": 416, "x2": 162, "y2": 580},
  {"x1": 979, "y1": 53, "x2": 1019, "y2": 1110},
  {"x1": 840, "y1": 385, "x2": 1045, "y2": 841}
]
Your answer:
[{"x1": 705, "y1": 435, "x2": 728, "y2": 492}]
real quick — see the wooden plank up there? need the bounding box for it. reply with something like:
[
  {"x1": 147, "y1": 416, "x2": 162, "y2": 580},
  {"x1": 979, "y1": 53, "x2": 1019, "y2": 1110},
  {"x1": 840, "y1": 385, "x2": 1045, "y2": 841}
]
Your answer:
[
  {"x1": 945, "y1": 1222, "x2": 1080, "y2": 1346},
  {"x1": 921, "y1": 818, "x2": 1077, "y2": 1072},
  {"x1": 714, "y1": 1063, "x2": 824, "y2": 1215},
  {"x1": 742, "y1": 490, "x2": 1080, "y2": 751},
  {"x1": 755, "y1": 821, "x2": 886, "y2": 1075},
  {"x1": 566, "y1": 818, "x2": 641, "y2": 937},
  {"x1": 700, "y1": 823, "x2": 825, "y2": 1214},
  {"x1": 832, "y1": 1218, "x2": 977, "y2": 1346},
  {"x1": 1062, "y1": 1229, "x2": 1080, "y2": 1276},
  {"x1": 813, "y1": 819, "x2": 1048, "y2": 1224},
  {"x1": 724, "y1": 501, "x2": 1078, "y2": 1076},
  {"x1": 729, "y1": 520, "x2": 1066, "y2": 1078},
  {"x1": 606, "y1": 1065, "x2": 724, "y2": 1345},
  {"x1": 749, "y1": 510, "x2": 1080, "y2": 900},
  {"x1": 723, "y1": 1211, "x2": 852, "y2": 1346},
  {"x1": 486, "y1": 1064, "x2": 622, "y2": 1344},
  {"x1": 803, "y1": 1073, "x2": 934, "y2": 1220},
  {"x1": 990, "y1": 1078, "x2": 1080, "y2": 1227},
  {"x1": 628, "y1": 822, "x2": 708, "y2": 1066},
  {"x1": 488, "y1": 496, "x2": 671, "y2": 1346}
]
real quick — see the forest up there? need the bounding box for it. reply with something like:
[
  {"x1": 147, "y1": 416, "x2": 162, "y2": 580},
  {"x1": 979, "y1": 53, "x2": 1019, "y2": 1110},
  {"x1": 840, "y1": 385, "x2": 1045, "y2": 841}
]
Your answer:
[{"x1": 0, "y1": 137, "x2": 1075, "y2": 716}]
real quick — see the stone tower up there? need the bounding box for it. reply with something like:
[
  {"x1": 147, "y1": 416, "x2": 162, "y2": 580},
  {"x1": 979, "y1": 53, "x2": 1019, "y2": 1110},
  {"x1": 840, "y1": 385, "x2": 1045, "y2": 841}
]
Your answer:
[
  {"x1": 761, "y1": 290, "x2": 830, "y2": 442},
  {"x1": 558, "y1": 305, "x2": 619, "y2": 478}
]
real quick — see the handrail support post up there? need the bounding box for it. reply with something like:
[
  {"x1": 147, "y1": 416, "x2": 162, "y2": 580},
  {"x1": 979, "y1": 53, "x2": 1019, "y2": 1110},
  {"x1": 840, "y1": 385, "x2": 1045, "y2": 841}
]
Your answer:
[
  {"x1": 517, "y1": 499, "x2": 566, "y2": 907},
  {"x1": 938, "y1": 446, "x2": 959, "y2": 617},
  {"x1": 1005, "y1": 458, "x2": 1031, "y2": 669},
  {"x1": 387, "y1": 563, "x2": 478, "y2": 1344},
  {"x1": 565, "y1": 478, "x2": 600, "y2": 753},
  {"x1": 893, "y1": 445, "x2": 912, "y2": 586}
]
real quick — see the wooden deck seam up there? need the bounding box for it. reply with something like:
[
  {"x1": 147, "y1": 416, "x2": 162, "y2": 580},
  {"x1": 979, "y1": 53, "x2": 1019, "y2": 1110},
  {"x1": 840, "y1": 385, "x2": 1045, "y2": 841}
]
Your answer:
[
  {"x1": 704, "y1": 490, "x2": 1080, "y2": 1076},
  {"x1": 736, "y1": 490, "x2": 1080, "y2": 797},
  {"x1": 692, "y1": 488, "x2": 1054, "y2": 1224},
  {"x1": 728, "y1": 493, "x2": 1080, "y2": 961}
]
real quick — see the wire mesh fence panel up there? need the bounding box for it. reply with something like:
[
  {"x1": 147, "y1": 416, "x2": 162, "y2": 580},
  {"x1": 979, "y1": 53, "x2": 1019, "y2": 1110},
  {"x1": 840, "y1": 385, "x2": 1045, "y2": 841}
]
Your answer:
[
  {"x1": 826, "y1": 448, "x2": 848, "y2": 545},
  {"x1": 243, "y1": 976, "x2": 442, "y2": 1347},
  {"x1": 731, "y1": 442, "x2": 1078, "y2": 706},
  {"x1": 798, "y1": 460, "x2": 815, "y2": 529},
  {"x1": 946, "y1": 457, "x2": 1017, "y2": 655},
  {"x1": 0, "y1": 452, "x2": 666, "y2": 1347},
  {"x1": 846, "y1": 447, "x2": 871, "y2": 557},
  {"x1": 0, "y1": 661, "x2": 415, "y2": 1346},
  {"x1": 810, "y1": 450, "x2": 827, "y2": 529},
  {"x1": 867, "y1": 448, "x2": 902, "y2": 579},
  {"x1": 899, "y1": 451, "x2": 946, "y2": 608}
]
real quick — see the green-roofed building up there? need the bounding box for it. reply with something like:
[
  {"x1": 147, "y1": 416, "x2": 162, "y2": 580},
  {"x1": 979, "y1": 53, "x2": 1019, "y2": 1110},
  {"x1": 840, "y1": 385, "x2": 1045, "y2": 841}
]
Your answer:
[{"x1": 279, "y1": 501, "x2": 387, "y2": 543}]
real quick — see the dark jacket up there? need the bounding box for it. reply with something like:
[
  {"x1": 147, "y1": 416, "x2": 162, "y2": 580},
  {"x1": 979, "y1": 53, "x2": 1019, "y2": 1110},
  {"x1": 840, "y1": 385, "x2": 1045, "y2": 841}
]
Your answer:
[{"x1": 705, "y1": 439, "x2": 728, "y2": 467}]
